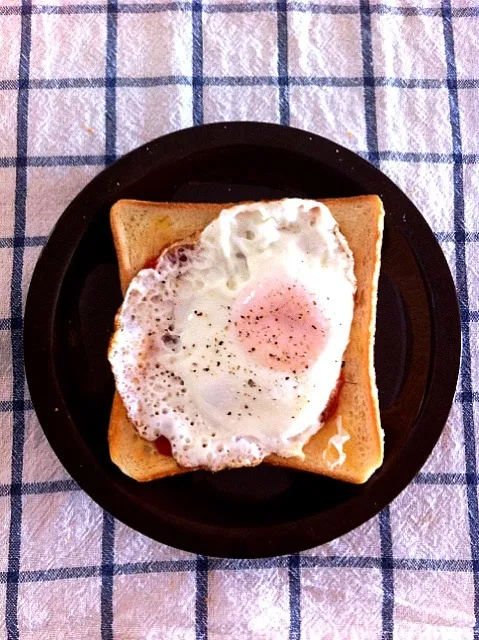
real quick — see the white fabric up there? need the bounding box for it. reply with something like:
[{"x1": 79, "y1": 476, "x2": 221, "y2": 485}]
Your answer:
[{"x1": 1, "y1": 1, "x2": 478, "y2": 638}]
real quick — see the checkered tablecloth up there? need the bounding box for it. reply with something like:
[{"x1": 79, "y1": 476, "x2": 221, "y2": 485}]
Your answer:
[{"x1": 0, "y1": 0, "x2": 478, "y2": 638}]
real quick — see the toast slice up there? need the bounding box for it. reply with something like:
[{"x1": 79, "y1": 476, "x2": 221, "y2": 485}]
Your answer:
[{"x1": 109, "y1": 197, "x2": 384, "y2": 484}]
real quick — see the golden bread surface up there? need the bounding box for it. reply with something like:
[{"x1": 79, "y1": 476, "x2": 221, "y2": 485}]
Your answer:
[{"x1": 109, "y1": 197, "x2": 384, "y2": 483}]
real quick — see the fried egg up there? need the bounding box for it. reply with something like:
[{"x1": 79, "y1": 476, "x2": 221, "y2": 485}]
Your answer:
[{"x1": 108, "y1": 199, "x2": 356, "y2": 471}]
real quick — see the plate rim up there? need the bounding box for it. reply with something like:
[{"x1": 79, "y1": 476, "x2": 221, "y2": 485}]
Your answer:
[{"x1": 23, "y1": 122, "x2": 461, "y2": 558}]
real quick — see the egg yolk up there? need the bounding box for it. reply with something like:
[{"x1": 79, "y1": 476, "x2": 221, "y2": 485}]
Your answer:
[{"x1": 233, "y1": 277, "x2": 328, "y2": 373}]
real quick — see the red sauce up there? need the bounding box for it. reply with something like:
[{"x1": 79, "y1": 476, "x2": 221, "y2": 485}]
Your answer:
[
  {"x1": 144, "y1": 256, "x2": 158, "y2": 270},
  {"x1": 155, "y1": 436, "x2": 172, "y2": 457},
  {"x1": 320, "y1": 372, "x2": 344, "y2": 422}
]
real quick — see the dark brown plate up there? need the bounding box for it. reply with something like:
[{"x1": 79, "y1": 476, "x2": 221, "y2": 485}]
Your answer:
[{"x1": 24, "y1": 123, "x2": 460, "y2": 558}]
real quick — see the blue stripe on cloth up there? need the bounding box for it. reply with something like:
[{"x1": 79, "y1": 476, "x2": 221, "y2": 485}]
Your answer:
[
  {"x1": 113, "y1": 560, "x2": 198, "y2": 575},
  {"x1": 0, "y1": 480, "x2": 80, "y2": 496},
  {"x1": 6, "y1": 4, "x2": 107, "y2": 15},
  {"x1": 287, "y1": 2, "x2": 357, "y2": 13},
  {"x1": 291, "y1": 2, "x2": 477, "y2": 17},
  {"x1": 359, "y1": 0, "x2": 379, "y2": 165},
  {"x1": 441, "y1": 2, "x2": 479, "y2": 636},
  {"x1": 0, "y1": 2, "x2": 192, "y2": 15},
  {"x1": 277, "y1": 0, "x2": 290, "y2": 125},
  {"x1": 117, "y1": 2, "x2": 192, "y2": 12},
  {"x1": 0, "y1": 318, "x2": 11, "y2": 330},
  {"x1": 0, "y1": 400, "x2": 34, "y2": 412},
  {"x1": 0, "y1": 555, "x2": 476, "y2": 587},
  {"x1": 192, "y1": 0, "x2": 204, "y2": 126},
  {"x1": 203, "y1": 2, "x2": 276, "y2": 11},
  {"x1": 299, "y1": 556, "x2": 379, "y2": 569},
  {"x1": 415, "y1": 472, "x2": 479, "y2": 485},
  {"x1": 0, "y1": 561, "x2": 199, "y2": 585},
  {"x1": 17, "y1": 566, "x2": 102, "y2": 582},
  {"x1": 0, "y1": 78, "x2": 106, "y2": 90},
  {"x1": 105, "y1": 0, "x2": 118, "y2": 166},
  {"x1": 300, "y1": 556, "x2": 475, "y2": 571},
  {"x1": 288, "y1": 554, "x2": 301, "y2": 640},
  {"x1": 0, "y1": 155, "x2": 106, "y2": 168},
  {"x1": 371, "y1": 4, "x2": 479, "y2": 18},
  {"x1": 457, "y1": 392, "x2": 479, "y2": 403},
  {"x1": 379, "y1": 510, "x2": 394, "y2": 640},
  {"x1": 204, "y1": 75, "x2": 278, "y2": 86},
  {"x1": 195, "y1": 556, "x2": 208, "y2": 640},
  {"x1": 359, "y1": 1, "x2": 394, "y2": 635},
  {"x1": 393, "y1": 558, "x2": 472, "y2": 571},
  {"x1": 1, "y1": 151, "x2": 479, "y2": 169},
  {"x1": 0, "y1": 561, "x2": 197, "y2": 585},
  {"x1": 0, "y1": 236, "x2": 48, "y2": 248},
  {"x1": 100, "y1": 3, "x2": 118, "y2": 638},
  {"x1": 0, "y1": 317, "x2": 21, "y2": 333},
  {"x1": 117, "y1": 75, "x2": 191, "y2": 87},
  {"x1": 436, "y1": 232, "x2": 479, "y2": 242},
  {"x1": 1, "y1": 3, "x2": 479, "y2": 17},
  {"x1": 0, "y1": 480, "x2": 80, "y2": 498},
  {"x1": 5, "y1": 2, "x2": 32, "y2": 637},
  {"x1": 101, "y1": 513, "x2": 115, "y2": 640},
  {"x1": 209, "y1": 557, "x2": 289, "y2": 570},
  {"x1": 2, "y1": 76, "x2": 479, "y2": 91}
]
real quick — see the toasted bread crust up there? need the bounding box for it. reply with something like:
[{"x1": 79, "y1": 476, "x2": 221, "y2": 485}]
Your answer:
[{"x1": 109, "y1": 197, "x2": 384, "y2": 483}]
